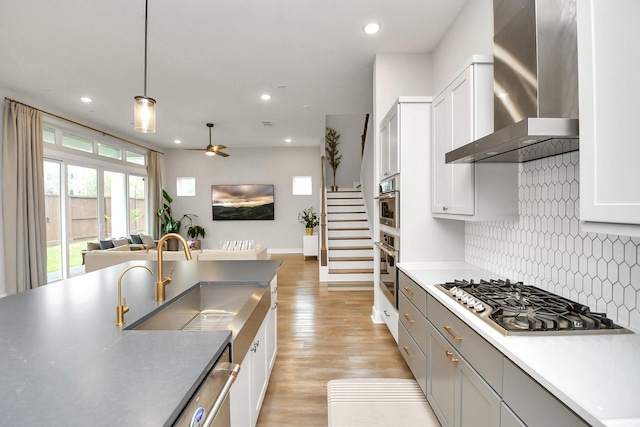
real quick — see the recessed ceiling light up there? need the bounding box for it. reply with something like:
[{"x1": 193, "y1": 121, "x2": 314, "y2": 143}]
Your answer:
[
  {"x1": 261, "y1": 94, "x2": 271, "y2": 101},
  {"x1": 174, "y1": 140, "x2": 181, "y2": 144},
  {"x1": 363, "y1": 23, "x2": 380, "y2": 34},
  {"x1": 80, "y1": 97, "x2": 93, "y2": 103},
  {"x1": 285, "y1": 138, "x2": 292, "y2": 143}
]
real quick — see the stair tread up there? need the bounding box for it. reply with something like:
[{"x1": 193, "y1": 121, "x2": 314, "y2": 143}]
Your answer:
[
  {"x1": 328, "y1": 227, "x2": 369, "y2": 231},
  {"x1": 328, "y1": 268, "x2": 374, "y2": 274},
  {"x1": 329, "y1": 257, "x2": 374, "y2": 261},
  {"x1": 328, "y1": 219, "x2": 367, "y2": 222},
  {"x1": 328, "y1": 236, "x2": 371, "y2": 240},
  {"x1": 328, "y1": 246, "x2": 373, "y2": 250}
]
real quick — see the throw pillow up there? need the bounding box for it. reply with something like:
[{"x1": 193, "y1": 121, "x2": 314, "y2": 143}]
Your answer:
[
  {"x1": 139, "y1": 234, "x2": 156, "y2": 249},
  {"x1": 112, "y1": 237, "x2": 129, "y2": 247},
  {"x1": 130, "y1": 234, "x2": 143, "y2": 244},
  {"x1": 99, "y1": 239, "x2": 115, "y2": 250},
  {"x1": 86, "y1": 242, "x2": 101, "y2": 251}
]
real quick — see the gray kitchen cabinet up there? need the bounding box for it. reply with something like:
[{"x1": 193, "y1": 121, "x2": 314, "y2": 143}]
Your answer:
[
  {"x1": 427, "y1": 317, "x2": 501, "y2": 427},
  {"x1": 398, "y1": 271, "x2": 429, "y2": 395},
  {"x1": 431, "y1": 55, "x2": 518, "y2": 220},
  {"x1": 578, "y1": 0, "x2": 640, "y2": 237},
  {"x1": 500, "y1": 403, "x2": 526, "y2": 427},
  {"x1": 502, "y1": 358, "x2": 589, "y2": 427}
]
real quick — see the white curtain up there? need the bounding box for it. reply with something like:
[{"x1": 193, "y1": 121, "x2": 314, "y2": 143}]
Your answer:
[
  {"x1": 2, "y1": 99, "x2": 47, "y2": 294},
  {"x1": 148, "y1": 150, "x2": 163, "y2": 239}
]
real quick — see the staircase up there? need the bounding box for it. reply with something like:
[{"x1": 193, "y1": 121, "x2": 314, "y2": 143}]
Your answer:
[{"x1": 320, "y1": 188, "x2": 374, "y2": 290}]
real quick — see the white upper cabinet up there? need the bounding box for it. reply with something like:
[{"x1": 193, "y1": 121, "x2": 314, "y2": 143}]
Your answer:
[
  {"x1": 380, "y1": 106, "x2": 399, "y2": 178},
  {"x1": 431, "y1": 56, "x2": 518, "y2": 220},
  {"x1": 578, "y1": 0, "x2": 640, "y2": 237}
]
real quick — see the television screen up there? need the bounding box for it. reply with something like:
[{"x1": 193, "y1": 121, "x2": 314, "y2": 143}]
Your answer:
[{"x1": 211, "y1": 184, "x2": 275, "y2": 220}]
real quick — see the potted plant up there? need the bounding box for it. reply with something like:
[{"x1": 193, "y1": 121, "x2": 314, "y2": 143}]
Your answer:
[
  {"x1": 325, "y1": 127, "x2": 342, "y2": 191},
  {"x1": 179, "y1": 214, "x2": 205, "y2": 250},
  {"x1": 298, "y1": 207, "x2": 320, "y2": 235},
  {"x1": 156, "y1": 190, "x2": 182, "y2": 250}
]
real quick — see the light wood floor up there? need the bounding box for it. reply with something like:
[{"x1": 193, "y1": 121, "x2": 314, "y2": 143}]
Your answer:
[{"x1": 256, "y1": 254, "x2": 413, "y2": 427}]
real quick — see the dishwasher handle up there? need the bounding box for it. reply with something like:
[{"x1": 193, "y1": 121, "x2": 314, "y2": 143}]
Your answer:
[{"x1": 202, "y1": 362, "x2": 241, "y2": 427}]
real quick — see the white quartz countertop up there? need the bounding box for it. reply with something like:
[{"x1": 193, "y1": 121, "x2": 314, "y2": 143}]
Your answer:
[{"x1": 398, "y1": 262, "x2": 640, "y2": 427}]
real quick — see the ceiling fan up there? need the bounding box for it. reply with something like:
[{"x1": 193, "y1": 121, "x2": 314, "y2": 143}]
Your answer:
[{"x1": 188, "y1": 123, "x2": 229, "y2": 157}]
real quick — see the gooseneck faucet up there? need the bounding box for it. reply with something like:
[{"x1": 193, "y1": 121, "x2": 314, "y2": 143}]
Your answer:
[
  {"x1": 155, "y1": 233, "x2": 192, "y2": 301},
  {"x1": 116, "y1": 265, "x2": 153, "y2": 326}
]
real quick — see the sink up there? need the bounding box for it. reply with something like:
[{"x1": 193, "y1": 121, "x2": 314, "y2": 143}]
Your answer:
[{"x1": 127, "y1": 283, "x2": 270, "y2": 363}]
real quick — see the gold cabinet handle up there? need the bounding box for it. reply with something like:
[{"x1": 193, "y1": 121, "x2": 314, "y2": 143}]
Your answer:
[
  {"x1": 445, "y1": 350, "x2": 459, "y2": 364},
  {"x1": 403, "y1": 346, "x2": 415, "y2": 358},
  {"x1": 403, "y1": 313, "x2": 415, "y2": 324},
  {"x1": 444, "y1": 325, "x2": 463, "y2": 341},
  {"x1": 403, "y1": 286, "x2": 414, "y2": 296}
]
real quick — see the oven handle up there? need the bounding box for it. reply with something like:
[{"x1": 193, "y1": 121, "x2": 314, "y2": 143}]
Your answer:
[
  {"x1": 374, "y1": 241, "x2": 398, "y2": 258},
  {"x1": 202, "y1": 362, "x2": 241, "y2": 427},
  {"x1": 374, "y1": 192, "x2": 398, "y2": 200}
]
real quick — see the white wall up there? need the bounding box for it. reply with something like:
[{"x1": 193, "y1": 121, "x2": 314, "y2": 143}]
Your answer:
[
  {"x1": 163, "y1": 146, "x2": 321, "y2": 253},
  {"x1": 325, "y1": 114, "x2": 365, "y2": 189},
  {"x1": 431, "y1": 0, "x2": 494, "y2": 92}
]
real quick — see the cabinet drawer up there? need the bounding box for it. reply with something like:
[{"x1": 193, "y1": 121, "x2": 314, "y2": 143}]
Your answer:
[
  {"x1": 398, "y1": 292, "x2": 427, "y2": 354},
  {"x1": 398, "y1": 323, "x2": 427, "y2": 396},
  {"x1": 398, "y1": 270, "x2": 427, "y2": 316},
  {"x1": 427, "y1": 295, "x2": 502, "y2": 394},
  {"x1": 503, "y1": 359, "x2": 589, "y2": 427}
]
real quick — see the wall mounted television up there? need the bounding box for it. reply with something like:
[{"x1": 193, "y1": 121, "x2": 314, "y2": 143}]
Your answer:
[{"x1": 211, "y1": 184, "x2": 275, "y2": 220}]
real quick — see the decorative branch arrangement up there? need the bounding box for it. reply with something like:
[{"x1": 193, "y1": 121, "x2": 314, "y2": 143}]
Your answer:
[{"x1": 325, "y1": 127, "x2": 342, "y2": 191}]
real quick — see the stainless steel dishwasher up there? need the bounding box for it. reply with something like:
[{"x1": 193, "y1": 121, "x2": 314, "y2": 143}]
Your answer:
[{"x1": 173, "y1": 344, "x2": 240, "y2": 427}]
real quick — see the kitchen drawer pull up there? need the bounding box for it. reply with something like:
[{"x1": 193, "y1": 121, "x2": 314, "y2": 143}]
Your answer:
[
  {"x1": 383, "y1": 310, "x2": 390, "y2": 317},
  {"x1": 445, "y1": 350, "x2": 459, "y2": 364},
  {"x1": 403, "y1": 346, "x2": 415, "y2": 359},
  {"x1": 444, "y1": 325, "x2": 463, "y2": 341},
  {"x1": 403, "y1": 286, "x2": 414, "y2": 296},
  {"x1": 271, "y1": 302, "x2": 278, "y2": 309},
  {"x1": 403, "y1": 313, "x2": 415, "y2": 324}
]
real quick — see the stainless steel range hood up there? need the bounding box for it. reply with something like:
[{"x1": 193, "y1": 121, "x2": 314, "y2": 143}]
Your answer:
[{"x1": 446, "y1": 0, "x2": 579, "y2": 164}]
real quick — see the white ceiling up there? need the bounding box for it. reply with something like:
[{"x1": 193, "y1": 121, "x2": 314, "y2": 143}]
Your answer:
[{"x1": 0, "y1": 0, "x2": 466, "y2": 152}]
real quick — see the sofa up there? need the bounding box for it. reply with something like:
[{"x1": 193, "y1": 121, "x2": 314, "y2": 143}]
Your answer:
[{"x1": 84, "y1": 243, "x2": 268, "y2": 273}]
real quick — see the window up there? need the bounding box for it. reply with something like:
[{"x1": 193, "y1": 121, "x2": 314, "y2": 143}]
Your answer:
[
  {"x1": 43, "y1": 118, "x2": 149, "y2": 282},
  {"x1": 292, "y1": 176, "x2": 313, "y2": 195},
  {"x1": 176, "y1": 177, "x2": 196, "y2": 196},
  {"x1": 99, "y1": 143, "x2": 123, "y2": 160},
  {"x1": 62, "y1": 132, "x2": 93, "y2": 153},
  {"x1": 126, "y1": 150, "x2": 146, "y2": 165}
]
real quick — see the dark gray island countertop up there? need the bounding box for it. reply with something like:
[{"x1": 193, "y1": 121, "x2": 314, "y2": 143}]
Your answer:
[{"x1": 0, "y1": 259, "x2": 281, "y2": 426}]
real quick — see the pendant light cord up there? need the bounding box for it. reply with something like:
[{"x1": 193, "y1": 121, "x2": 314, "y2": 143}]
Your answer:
[{"x1": 143, "y1": 0, "x2": 149, "y2": 97}]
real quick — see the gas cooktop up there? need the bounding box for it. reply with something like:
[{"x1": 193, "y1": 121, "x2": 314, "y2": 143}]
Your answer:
[{"x1": 436, "y1": 279, "x2": 632, "y2": 336}]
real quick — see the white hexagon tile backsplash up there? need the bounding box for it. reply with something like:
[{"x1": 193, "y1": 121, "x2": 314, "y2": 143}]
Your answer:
[{"x1": 465, "y1": 151, "x2": 640, "y2": 330}]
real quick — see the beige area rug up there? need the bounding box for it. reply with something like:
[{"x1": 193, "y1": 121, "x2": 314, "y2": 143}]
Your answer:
[{"x1": 327, "y1": 378, "x2": 441, "y2": 427}]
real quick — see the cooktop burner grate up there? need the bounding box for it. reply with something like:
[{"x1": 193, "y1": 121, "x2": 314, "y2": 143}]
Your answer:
[{"x1": 436, "y1": 279, "x2": 631, "y2": 336}]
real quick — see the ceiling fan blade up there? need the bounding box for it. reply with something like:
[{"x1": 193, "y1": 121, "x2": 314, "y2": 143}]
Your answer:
[
  {"x1": 214, "y1": 150, "x2": 229, "y2": 157},
  {"x1": 212, "y1": 145, "x2": 227, "y2": 150}
]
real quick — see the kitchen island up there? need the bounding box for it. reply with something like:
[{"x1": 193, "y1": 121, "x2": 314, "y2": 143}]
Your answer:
[
  {"x1": 0, "y1": 259, "x2": 281, "y2": 426},
  {"x1": 398, "y1": 262, "x2": 640, "y2": 427}
]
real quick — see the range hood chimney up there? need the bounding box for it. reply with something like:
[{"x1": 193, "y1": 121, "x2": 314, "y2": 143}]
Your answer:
[{"x1": 446, "y1": 0, "x2": 579, "y2": 164}]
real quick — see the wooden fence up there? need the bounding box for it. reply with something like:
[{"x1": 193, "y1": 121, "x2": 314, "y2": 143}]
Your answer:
[{"x1": 46, "y1": 195, "x2": 146, "y2": 244}]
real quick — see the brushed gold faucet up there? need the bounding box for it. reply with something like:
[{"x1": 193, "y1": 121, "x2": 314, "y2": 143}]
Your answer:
[
  {"x1": 155, "y1": 233, "x2": 192, "y2": 301},
  {"x1": 116, "y1": 265, "x2": 153, "y2": 326}
]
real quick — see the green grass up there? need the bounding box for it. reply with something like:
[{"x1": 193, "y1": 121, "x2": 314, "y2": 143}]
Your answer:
[{"x1": 47, "y1": 241, "x2": 87, "y2": 274}]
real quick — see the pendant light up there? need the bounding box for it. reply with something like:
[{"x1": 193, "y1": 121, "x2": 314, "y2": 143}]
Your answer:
[{"x1": 133, "y1": 0, "x2": 156, "y2": 133}]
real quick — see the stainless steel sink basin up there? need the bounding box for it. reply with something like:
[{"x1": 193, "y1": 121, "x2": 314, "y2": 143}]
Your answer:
[{"x1": 127, "y1": 283, "x2": 270, "y2": 363}]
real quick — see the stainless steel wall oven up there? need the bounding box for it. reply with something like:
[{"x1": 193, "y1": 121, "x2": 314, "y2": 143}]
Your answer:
[
  {"x1": 376, "y1": 176, "x2": 399, "y2": 228},
  {"x1": 375, "y1": 231, "x2": 399, "y2": 308}
]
